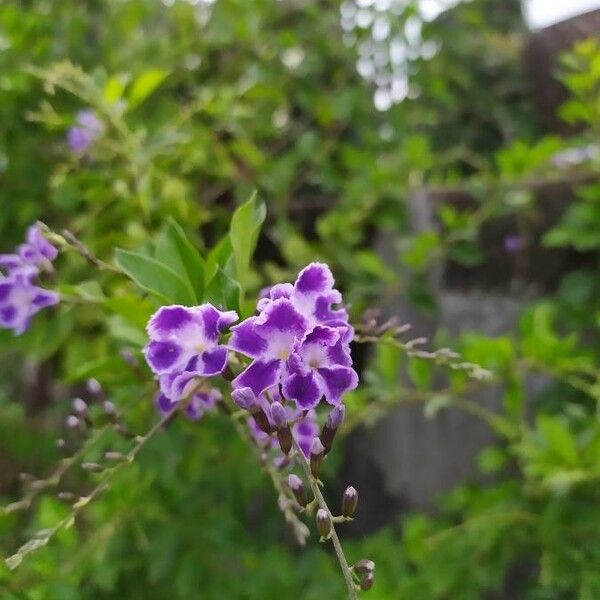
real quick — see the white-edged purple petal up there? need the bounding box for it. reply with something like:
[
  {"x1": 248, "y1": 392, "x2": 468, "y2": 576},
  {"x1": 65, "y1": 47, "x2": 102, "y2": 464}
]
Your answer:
[
  {"x1": 317, "y1": 366, "x2": 358, "y2": 405},
  {"x1": 283, "y1": 370, "x2": 322, "y2": 410},
  {"x1": 185, "y1": 389, "x2": 221, "y2": 421},
  {"x1": 229, "y1": 317, "x2": 268, "y2": 358},
  {"x1": 193, "y1": 304, "x2": 238, "y2": 342},
  {"x1": 144, "y1": 341, "x2": 185, "y2": 374},
  {"x1": 147, "y1": 305, "x2": 194, "y2": 339},
  {"x1": 233, "y1": 359, "x2": 282, "y2": 397}
]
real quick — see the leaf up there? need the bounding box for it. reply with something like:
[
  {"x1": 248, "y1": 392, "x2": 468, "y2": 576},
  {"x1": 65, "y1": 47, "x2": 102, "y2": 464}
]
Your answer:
[
  {"x1": 114, "y1": 249, "x2": 196, "y2": 305},
  {"x1": 154, "y1": 220, "x2": 205, "y2": 301},
  {"x1": 128, "y1": 69, "x2": 168, "y2": 108},
  {"x1": 204, "y1": 266, "x2": 241, "y2": 313},
  {"x1": 229, "y1": 192, "x2": 266, "y2": 295},
  {"x1": 408, "y1": 357, "x2": 433, "y2": 390},
  {"x1": 537, "y1": 414, "x2": 578, "y2": 465}
]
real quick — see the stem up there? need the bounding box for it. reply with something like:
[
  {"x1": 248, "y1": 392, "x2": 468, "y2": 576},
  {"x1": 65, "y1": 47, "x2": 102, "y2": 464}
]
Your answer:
[
  {"x1": 291, "y1": 437, "x2": 357, "y2": 599},
  {"x1": 4, "y1": 409, "x2": 174, "y2": 570}
]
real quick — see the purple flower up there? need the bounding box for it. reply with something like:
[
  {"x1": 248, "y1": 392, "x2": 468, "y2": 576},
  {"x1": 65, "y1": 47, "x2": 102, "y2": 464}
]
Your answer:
[
  {"x1": 504, "y1": 234, "x2": 523, "y2": 254},
  {"x1": 156, "y1": 388, "x2": 221, "y2": 421},
  {"x1": 0, "y1": 225, "x2": 58, "y2": 275},
  {"x1": 144, "y1": 304, "x2": 238, "y2": 401},
  {"x1": 67, "y1": 110, "x2": 103, "y2": 153},
  {"x1": 230, "y1": 263, "x2": 357, "y2": 410},
  {"x1": 0, "y1": 272, "x2": 59, "y2": 335}
]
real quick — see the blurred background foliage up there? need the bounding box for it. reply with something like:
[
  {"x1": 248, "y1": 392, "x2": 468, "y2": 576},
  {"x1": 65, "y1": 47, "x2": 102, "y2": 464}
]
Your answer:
[{"x1": 1, "y1": 0, "x2": 600, "y2": 598}]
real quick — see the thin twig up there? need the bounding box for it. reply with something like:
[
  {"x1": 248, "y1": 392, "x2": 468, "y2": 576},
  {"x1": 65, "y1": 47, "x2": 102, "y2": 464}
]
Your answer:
[{"x1": 291, "y1": 437, "x2": 357, "y2": 599}]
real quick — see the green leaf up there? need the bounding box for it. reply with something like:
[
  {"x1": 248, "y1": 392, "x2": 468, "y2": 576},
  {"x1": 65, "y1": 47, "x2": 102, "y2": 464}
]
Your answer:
[
  {"x1": 114, "y1": 249, "x2": 196, "y2": 305},
  {"x1": 537, "y1": 414, "x2": 578, "y2": 465},
  {"x1": 155, "y1": 220, "x2": 205, "y2": 301},
  {"x1": 408, "y1": 357, "x2": 433, "y2": 390},
  {"x1": 128, "y1": 69, "x2": 168, "y2": 108},
  {"x1": 205, "y1": 266, "x2": 241, "y2": 313},
  {"x1": 229, "y1": 192, "x2": 266, "y2": 295}
]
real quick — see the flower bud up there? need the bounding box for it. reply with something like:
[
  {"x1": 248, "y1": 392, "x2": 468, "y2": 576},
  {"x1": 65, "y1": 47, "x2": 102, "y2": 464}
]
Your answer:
[
  {"x1": 316, "y1": 508, "x2": 331, "y2": 539},
  {"x1": 251, "y1": 405, "x2": 272, "y2": 434},
  {"x1": 232, "y1": 387, "x2": 256, "y2": 410},
  {"x1": 55, "y1": 438, "x2": 69, "y2": 454},
  {"x1": 86, "y1": 378, "x2": 103, "y2": 396},
  {"x1": 103, "y1": 400, "x2": 117, "y2": 420},
  {"x1": 104, "y1": 451, "x2": 128, "y2": 463},
  {"x1": 81, "y1": 462, "x2": 103, "y2": 473},
  {"x1": 309, "y1": 437, "x2": 325, "y2": 478},
  {"x1": 342, "y1": 486, "x2": 358, "y2": 518},
  {"x1": 320, "y1": 404, "x2": 345, "y2": 454},
  {"x1": 269, "y1": 401, "x2": 288, "y2": 429},
  {"x1": 277, "y1": 427, "x2": 293, "y2": 455},
  {"x1": 353, "y1": 559, "x2": 375, "y2": 575},
  {"x1": 57, "y1": 491, "x2": 77, "y2": 503},
  {"x1": 360, "y1": 572, "x2": 374, "y2": 591},
  {"x1": 120, "y1": 349, "x2": 138, "y2": 367},
  {"x1": 66, "y1": 415, "x2": 82, "y2": 430},
  {"x1": 288, "y1": 474, "x2": 307, "y2": 507},
  {"x1": 72, "y1": 397, "x2": 88, "y2": 415}
]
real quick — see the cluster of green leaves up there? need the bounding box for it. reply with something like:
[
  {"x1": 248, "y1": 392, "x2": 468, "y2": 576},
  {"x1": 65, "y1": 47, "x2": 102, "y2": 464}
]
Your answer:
[{"x1": 1, "y1": 0, "x2": 600, "y2": 598}]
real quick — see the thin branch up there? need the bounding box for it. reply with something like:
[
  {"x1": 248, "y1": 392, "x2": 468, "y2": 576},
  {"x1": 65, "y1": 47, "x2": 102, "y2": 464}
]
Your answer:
[{"x1": 291, "y1": 437, "x2": 358, "y2": 600}]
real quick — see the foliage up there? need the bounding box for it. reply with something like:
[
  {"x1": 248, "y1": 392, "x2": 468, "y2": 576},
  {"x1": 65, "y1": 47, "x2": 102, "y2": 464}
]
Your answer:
[{"x1": 1, "y1": 0, "x2": 600, "y2": 599}]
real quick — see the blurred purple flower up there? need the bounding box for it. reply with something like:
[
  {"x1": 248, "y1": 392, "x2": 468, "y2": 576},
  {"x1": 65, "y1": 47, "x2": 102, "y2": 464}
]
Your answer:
[
  {"x1": 504, "y1": 234, "x2": 523, "y2": 254},
  {"x1": 0, "y1": 224, "x2": 58, "y2": 275},
  {"x1": 0, "y1": 272, "x2": 59, "y2": 335},
  {"x1": 156, "y1": 388, "x2": 221, "y2": 421},
  {"x1": 67, "y1": 110, "x2": 103, "y2": 153}
]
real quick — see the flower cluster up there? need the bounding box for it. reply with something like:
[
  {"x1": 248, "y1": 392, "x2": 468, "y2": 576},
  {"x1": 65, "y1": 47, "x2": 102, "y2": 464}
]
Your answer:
[
  {"x1": 144, "y1": 304, "x2": 237, "y2": 419},
  {"x1": 230, "y1": 262, "x2": 357, "y2": 410},
  {"x1": 0, "y1": 225, "x2": 59, "y2": 335}
]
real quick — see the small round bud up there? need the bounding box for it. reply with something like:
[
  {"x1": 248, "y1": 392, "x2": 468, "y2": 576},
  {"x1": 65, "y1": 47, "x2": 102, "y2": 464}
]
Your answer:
[
  {"x1": 316, "y1": 508, "x2": 331, "y2": 539},
  {"x1": 103, "y1": 400, "x2": 116, "y2": 418},
  {"x1": 120, "y1": 349, "x2": 138, "y2": 367},
  {"x1": 81, "y1": 462, "x2": 103, "y2": 473},
  {"x1": 288, "y1": 474, "x2": 306, "y2": 507},
  {"x1": 72, "y1": 398, "x2": 88, "y2": 415},
  {"x1": 342, "y1": 486, "x2": 358, "y2": 518},
  {"x1": 86, "y1": 378, "x2": 103, "y2": 396},
  {"x1": 18, "y1": 472, "x2": 34, "y2": 483},
  {"x1": 277, "y1": 427, "x2": 293, "y2": 455},
  {"x1": 232, "y1": 387, "x2": 256, "y2": 410},
  {"x1": 114, "y1": 423, "x2": 134, "y2": 439},
  {"x1": 270, "y1": 401, "x2": 288, "y2": 429},
  {"x1": 66, "y1": 415, "x2": 81, "y2": 429},
  {"x1": 104, "y1": 451, "x2": 128, "y2": 462},
  {"x1": 309, "y1": 437, "x2": 325, "y2": 478},
  {"x1": 360, "y1": 572, "x2": 374, "y2": 591},
  {"x1": 55, "y1": 438, "x2": 68, "y2": 452},
  {"x1": 353, "y1": 559, "x2": 375, "y2": 575},
  {"x1": 57, "y1": 491, "x2": 77, "y2": 503}
]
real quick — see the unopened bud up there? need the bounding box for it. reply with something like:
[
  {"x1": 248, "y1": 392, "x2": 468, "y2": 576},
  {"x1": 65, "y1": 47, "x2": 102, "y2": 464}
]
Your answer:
[
  {"x1": 320, "y1": 404, "x2": 345, "y2": 454},
  {"x1": 81, "y1": 462, "x2": 103, "y2": 473},
  {"x1": 86, "y1": 378, "x2": 103, "y2": 396},
  {"x1": 277, "y1": 427, "x2": 293, "y2": 455},
  {"x1": 103, "y1": 400, "x2": 117, "y2": 420},
  {"x1": 18, "y1": 472, "x2": 34, "y2": 484},
  {"x1": 309, "y1": 437, "x2": 325, "y2": 478},
  {"x1": 342, "y1": 486, "x2": 358, "y2": 518},
  {"x1": 360, "y1": 572, "x2": 374, "y2": 591},
  {"x1": 72, "y1": 397, "x2": 88, "y2": 415},
  {"x1": 316, "y1": 508, "x2": 331, "y2": 539},
  {"x1": 231, "y1": 387, "x2": 256, "y2": 410},
  {"x1": 57, "y1": 491, "x2": 77, "y2": 503},
  {"x1": 114, "y1": 423, "x2": 134, "y2": 439},
  {"x1": 55, "y1": 438, "x2": 69, "y2": 454},
  {"x1": 250, "y1": 406, "x2": 272, "y2": 434},
  {"x1": 270, "y1": 402, "x2": 288, "y2": 429},
  {"x1": 353, "y1": 559, "x2": 375, "y2": 575},
  {"x1": 104, "y1": 451, "x2": 128, "y2": 463},
  {"x1": 288, "y1": 474, "x2": 306, "y2": 507},
  {"x1": 120, "y1": 349, "x2": 138, "y2": 367},
  {"x1": 66, "y1": 415, "x2": 81, "y2": 430}
]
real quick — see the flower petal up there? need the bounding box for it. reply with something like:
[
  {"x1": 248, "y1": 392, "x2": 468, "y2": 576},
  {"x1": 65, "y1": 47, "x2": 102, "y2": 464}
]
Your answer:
[
  {"x1": 317, "y1": 366, "x2": 358, "y2": 405},
  {"x1": 294, "y1": 263, "x2": 334, "y2": 295},
  {"x1": 233, "y1": 359, "x2": 281, "y2": 397},
  {"x1": 147, "y1": 305, "x2": 194, "y2": 340},
  {"x1": 229, "y1": 317, "x2": 268, "y2": 358},
  {"x1": 194, "y1": 304, "x2": 238, "y2": 342},
  {"x1": 144, "y1": 340, "x2": 184, "y2": 373},
  {"x1": 283, "y1": 370, "x2": 321, "y2": 410}
]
